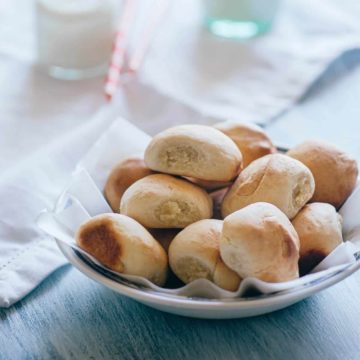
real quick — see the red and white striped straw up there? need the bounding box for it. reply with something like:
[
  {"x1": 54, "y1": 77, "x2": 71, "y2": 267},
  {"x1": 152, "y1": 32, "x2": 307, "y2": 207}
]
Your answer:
[
  {"x1": 128, "y1": 0, "x2": 169, "y2": 73},
  {"x1": 105, "y1": 0, "x2": 138, "y2": 101}
]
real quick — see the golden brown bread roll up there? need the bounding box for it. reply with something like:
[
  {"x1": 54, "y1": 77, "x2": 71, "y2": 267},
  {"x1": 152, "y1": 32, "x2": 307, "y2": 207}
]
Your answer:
[
  {"x1": 144, "y1": 125, "x2": 242, "y2": 182},
  {"x1": 214, "y1": 121, "x2": 276, "y2": 167},
  {"x1": 120, "y1": 174, "x2": 213, "y2": 228},
  {"x1": 292, "y1": 203, "x2": 343, "y2": 275},
  {"x1": 169, "y1": 219, "x2": 241, "y2": 291},
  {"x1": 287, "y1": 140, "x2": 358, "y2": 209},
  {"x1": 221, "y1": 154, "x2": 315, "y2": 219},
  {"x1": 220, "y1": 202, "x2": 300, "y2": 282},
  {"x1": 76, "y1": 213, "x2": 168, "y2": 286},
  {"x1": 104, "y1": 156, "x2": 154, "y2": 212}
]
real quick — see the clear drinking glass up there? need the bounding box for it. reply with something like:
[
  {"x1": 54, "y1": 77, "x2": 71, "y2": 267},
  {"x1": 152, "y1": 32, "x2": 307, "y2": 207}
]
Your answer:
[
  {"x1": 204, "y1": 0, "x2": 281, "y2": 40},
  {"x1": 36, "y1": 0, "x2": 115, "y2": 80}
]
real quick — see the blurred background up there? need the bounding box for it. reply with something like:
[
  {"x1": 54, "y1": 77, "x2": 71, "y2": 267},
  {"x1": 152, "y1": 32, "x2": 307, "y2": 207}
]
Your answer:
[{"x1": 0, "y1": 0, "x2": 360, "y2": 172}]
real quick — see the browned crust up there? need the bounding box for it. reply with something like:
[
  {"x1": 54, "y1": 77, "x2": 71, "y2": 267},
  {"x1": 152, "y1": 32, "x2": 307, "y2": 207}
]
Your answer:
[{"x1": 77, "y1": 218, "x2": 124, "y2": 272}]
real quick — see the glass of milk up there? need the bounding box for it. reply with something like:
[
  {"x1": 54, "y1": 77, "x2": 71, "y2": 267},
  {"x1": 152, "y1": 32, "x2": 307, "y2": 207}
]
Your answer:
[
  {"x1": 204, "y1": 0, "x2": 281, "y2": 40},
  {"x1": 36, "y1": 0, "x2": 116, "y2": 80}
]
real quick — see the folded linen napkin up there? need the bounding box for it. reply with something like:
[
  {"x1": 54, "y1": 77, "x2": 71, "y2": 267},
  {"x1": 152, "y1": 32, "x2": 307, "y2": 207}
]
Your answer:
[{"x1": 0, "y1": 107, "x2": 116, "y2": 307}]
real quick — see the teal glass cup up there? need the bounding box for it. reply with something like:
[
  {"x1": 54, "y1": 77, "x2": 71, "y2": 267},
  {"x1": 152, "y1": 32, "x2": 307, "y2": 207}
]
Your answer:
[{"x1": 204, "y1": 0, "x2": 281, "y2": 40}]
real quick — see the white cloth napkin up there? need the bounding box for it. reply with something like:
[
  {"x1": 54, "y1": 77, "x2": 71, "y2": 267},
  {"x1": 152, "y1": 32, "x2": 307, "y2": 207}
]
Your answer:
[
  {"x1": 0, "y1": 107, "x2": 117, "y2": 307},
  {"x1": 139, "y1": 0, "x2": 360, "y2": 123}
]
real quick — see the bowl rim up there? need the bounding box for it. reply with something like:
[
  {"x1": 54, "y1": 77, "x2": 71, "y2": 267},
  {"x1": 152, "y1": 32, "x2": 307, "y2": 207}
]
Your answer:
[{"x1": 57, "y1": 239, "x2": 360, "y2": 311}]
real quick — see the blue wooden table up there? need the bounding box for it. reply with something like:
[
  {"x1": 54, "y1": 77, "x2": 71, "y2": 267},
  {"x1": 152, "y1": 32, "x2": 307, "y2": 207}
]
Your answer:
[{"x1": 1, "y1": 52, "x2": 360, "y2": 360}]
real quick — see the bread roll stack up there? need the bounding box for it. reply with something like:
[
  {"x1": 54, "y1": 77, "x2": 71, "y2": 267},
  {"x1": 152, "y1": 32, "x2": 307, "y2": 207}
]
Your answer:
[{"x1": 94, "y1": 121, "x2": 357, "y2": 288}]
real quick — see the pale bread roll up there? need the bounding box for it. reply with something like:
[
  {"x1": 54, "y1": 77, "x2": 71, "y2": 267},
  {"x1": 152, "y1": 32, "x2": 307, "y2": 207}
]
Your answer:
[
  {"x1": 144, "y1": 125, "x2": 242, "y2": 182},
  {"x1": 287, "y1": 140, "x2": 358, "y2": 209},
  {"x1": 76, "y1": 213, "x2": 168, "y2": 286},
  {"x1": 169, "y1": 219, "x2": 241, "y2": 291},
  {"x1": 120, "y1": 174, "x2": 213, "y2": 228},
  {"x1": 104, "y1": 156, "x2": 153, "y2": 212},
  {"x1": 214, "y1": 121, "x2": 276, "y2": 167},
  {"x1": 221, "y1": 154, "x2": 315, "y2": 219},
  {"x1": 292, "y1": 203, "x2": 343, "y2": 275},
  {"x1": 220, "y1": 202, "x2": 300, "y2": 282}
]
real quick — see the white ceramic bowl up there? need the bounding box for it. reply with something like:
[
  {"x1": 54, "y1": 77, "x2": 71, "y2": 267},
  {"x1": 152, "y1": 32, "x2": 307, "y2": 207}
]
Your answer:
[{"x1": 57, "y1": 239, "x2": 360, "y2": 319}]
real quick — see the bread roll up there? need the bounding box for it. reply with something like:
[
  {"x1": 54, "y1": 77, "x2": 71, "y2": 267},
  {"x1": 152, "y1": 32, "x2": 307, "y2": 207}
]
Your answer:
[
  {"x1": 76, "y1": 213, "x2": 168, "y2": 286},
  {"x1": 104, "y1": 156, "x2": 154, "y2": 212},
  {"x1": 214, "y1": 121, "x2": 276, "y2": 167},
  {"x1": 144, "y1": 125, "x2": 242, "y2": 182},
  {"x1": 292, "y1": 203, "x2": 343, "y2": 275},
  {"x1": 169, "y1": 219, "x2": 241, "y2": 291},
  {"x1": 287, "y1": 140, "x2": 358, "y2": 209},
  {"x1": 221, "y1": 154, "x2": 315, "y2": 219},
  {"x1": 120, "y1": 174, "x2": 213, "y2": 228},
  {"x1": 220, "y1": 202, "x2": 300, "y2": 282}
]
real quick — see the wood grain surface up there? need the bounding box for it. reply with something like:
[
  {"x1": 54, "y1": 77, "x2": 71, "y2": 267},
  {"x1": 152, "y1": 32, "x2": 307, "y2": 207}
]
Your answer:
[
  {"x1": 1, "y1": 266, "x2": 360, "y2": 360},
  {"x1": 1, "y1": 37, "x2": 360, "y2": 360}
]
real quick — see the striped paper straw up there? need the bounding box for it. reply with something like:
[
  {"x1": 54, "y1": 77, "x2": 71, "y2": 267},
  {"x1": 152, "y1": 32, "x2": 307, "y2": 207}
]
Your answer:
[{"x1": 105, "y1": 0, "x2": 138, "y2": 101}]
